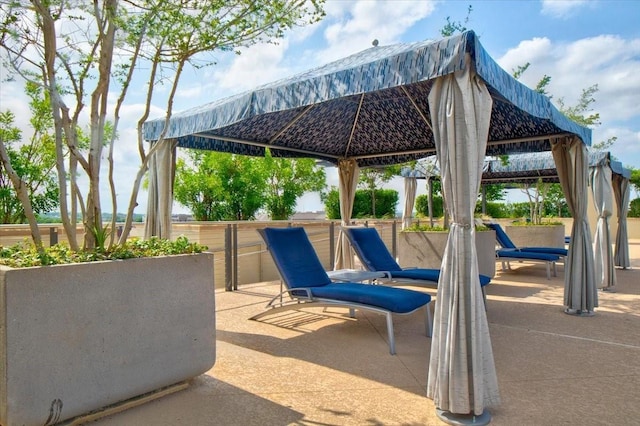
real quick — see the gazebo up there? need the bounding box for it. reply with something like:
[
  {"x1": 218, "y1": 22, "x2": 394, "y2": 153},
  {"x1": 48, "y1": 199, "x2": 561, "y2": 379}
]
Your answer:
[
  {"x1": 483, "y1": 151, "x2": 632, "y2": 277},
  {"x1": 143, "y1": 31, "x2": 592, "y2": 424},
  {"x1": 403, "y1": 151, "x2": 632, "y2": 292}
]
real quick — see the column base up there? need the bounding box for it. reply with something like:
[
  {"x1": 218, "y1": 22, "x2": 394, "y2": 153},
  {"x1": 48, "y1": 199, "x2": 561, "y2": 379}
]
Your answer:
[
  {"x1": 564, "y1": 308, "x2": 595, "y2": 317},
  {"x1": 436, "y1": 408, "x2": 491, "y2": 425}
]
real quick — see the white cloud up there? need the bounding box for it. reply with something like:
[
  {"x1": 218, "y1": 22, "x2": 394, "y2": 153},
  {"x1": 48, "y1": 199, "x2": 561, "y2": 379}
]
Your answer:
[
  {"x1": 498, "y1": 37, "x2": 555, "y2": 80},
  {"x1": 211, "y1": 40, "x2": 292, "y2": 92},
  {"x1": 0, "y1": 77, "x2": 32, "y2": 135},
  {"x1": 594, "y1": 126, "x2": 640, "y2": 160},
  {"x1": 165, "y1": 0, "x2": 438, "y2": 116},
  {"x1": 497, "y1": 34, "x2": 640, "y2": 136},
  {"x1": 317, "y1": 0, "x2": 437, "y2": 63},
  {"x1": 541, "y1": 0, "x2": 590, "y2": 19}
]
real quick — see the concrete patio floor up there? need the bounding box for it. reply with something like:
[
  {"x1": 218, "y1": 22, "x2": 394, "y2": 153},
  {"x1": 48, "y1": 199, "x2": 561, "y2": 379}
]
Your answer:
[{"x1": 90, "y1": 241, "x2": 640, "y2": 426}]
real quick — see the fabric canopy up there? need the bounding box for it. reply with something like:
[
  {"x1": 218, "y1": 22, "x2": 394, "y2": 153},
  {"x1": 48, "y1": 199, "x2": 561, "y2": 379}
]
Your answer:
[
  {"x1": 590, "y1": 163, "x2": 616, "y2": 290},
  {"x1": 482, "y1": 150, "x2": 630, "y2": 291},
  {"x1": 402, "y1": 176, "x2": 417, "y2": 229},
  {"x1": 553, "y1": 137, "x2": 598, "y2": 314},
  {"x1": 334, "y1": 159, "x2": 359, "y2": 269},
  {"x1": 482, "y1": 150, "x2": 630, "y2": 184},
  {"x1": 613, "y1": 173, "x2": 631, "y2": 268},
  {"x1": 426, "y1": 64, "x2": 500, "y2": 418},
  {"x1": 144, "y1": 31, "x2": 590, "y2": 168},
  {"x1": 143, "y1": 30, "x2": 592, "y2": 421},
  {"x1": 401, "y1": 157, "x2": 440, "y2": 226},
  {"x1": 144, "y1": 140, "x2": 176, "y2": 239},
  {"x1": 401, "y1": 150, "x2": 630, "y2": 299}
]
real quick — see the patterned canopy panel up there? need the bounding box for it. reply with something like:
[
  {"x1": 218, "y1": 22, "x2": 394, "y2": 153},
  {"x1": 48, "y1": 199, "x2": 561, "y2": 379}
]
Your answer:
[
  {"x1": 481, "y1": 151, "x2": 630, "y2": 184},
  {"x1": 402, "y1": 151, "x2": 630, "y2": 184},
  {"x1": 143, "y1": 31, "x2": 591, "y2": 167}
]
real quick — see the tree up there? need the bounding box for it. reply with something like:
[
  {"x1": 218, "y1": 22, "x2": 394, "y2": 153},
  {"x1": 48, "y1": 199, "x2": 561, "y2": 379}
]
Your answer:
[
  {"x1": 630, "y1": 198, "x2": 640, "y2": 218},
  {"x1": 481, "y1": 184, "x2": 506, "y2": 202},
  {"x1": 509, "y1": 65, "x2": 616, "y2": 218},
  {"x1": 174, "y1": 149, "x2": 327, "y2": 221},
  {"x1": 174, "y1": 151, "x2": 267, "y2": 221},
  {"x1": 518, "y1": 179, "x2": 556, "y2": 224},
  {"x1": 416, "y1": 193, "x2": 444, "y2": 218},
  {"x1": 628, "y1": 169, "x2": 640, "y2": 218},
  {"x1": 0, "y1": 0, "x2": 325, "y2": 249},
  {"x1": 440, "y1": 5, "x2": 473, "y2": 37},
  {"x1": 0, "y1": 83, "x2": 58, "y2": 224},
  {"x1": 261, "y1": 150, "x2": 326, "y2": 220},
  {"x1": 544, "y1": 183, "x2": 569, "y2": 217},
  {"x1": 323, "y1": 187, "x2": 398, "y2": 219},
  {"x1": 358, "y1": 165, "x2": 401, "y2": 218},
  {"x1": 627, "y1": 168, "x2": 640, "y2": 196}
]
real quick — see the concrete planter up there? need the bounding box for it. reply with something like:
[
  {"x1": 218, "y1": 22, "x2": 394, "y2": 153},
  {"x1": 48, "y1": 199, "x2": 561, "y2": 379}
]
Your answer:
[
  {"x1": 0, "y1": 253, "x2": 216, "y2": 426},
  {"x1": 505, "y1": 224, "x2": 565, "y2": 248},
  {"x1": 398, "y1": 230, "x2": 496, "y2": 278}
]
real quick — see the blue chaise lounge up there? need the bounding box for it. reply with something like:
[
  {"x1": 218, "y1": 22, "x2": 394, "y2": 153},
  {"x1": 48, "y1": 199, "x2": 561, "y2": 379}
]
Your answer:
[
  {"x1": 342, "y1": 227, "x2": 492, "y2": 296},
  {"x1": 253, "y1": 227, "x2": 433, "y2": 355},
  {"x1": 485, "y1": 223, "x2": 563, "y2": 279}
]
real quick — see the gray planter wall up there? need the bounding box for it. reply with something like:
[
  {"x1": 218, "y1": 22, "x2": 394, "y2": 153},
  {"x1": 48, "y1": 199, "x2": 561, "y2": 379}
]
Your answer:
[
  {"x1": 398, "y1": 230, "x2": 496, "y2": 278},
  {"x1": 505, "y1": 225, "x2": 565, "y2": 248},
  {"x1": 0, "y1": 253, "x2": 215, "y2": 426}
]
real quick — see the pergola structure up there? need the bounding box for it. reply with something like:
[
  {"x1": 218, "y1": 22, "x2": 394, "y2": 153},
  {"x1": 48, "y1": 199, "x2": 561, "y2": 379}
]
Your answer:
[
  {"x1": 402, "y1": 151, "x2": 632, "y2": 292},
  {"x1": 143, "y1": 31, "x2": 592, "y2": 424}
]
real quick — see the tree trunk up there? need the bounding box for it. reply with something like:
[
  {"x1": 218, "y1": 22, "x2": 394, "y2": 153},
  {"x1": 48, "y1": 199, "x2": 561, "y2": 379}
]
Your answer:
[
  {"x1": 33, "y1": 1, "x2": 80, "y2": 251},
  {"x1": 0, "y1": 139, "x2": 43, "y2": 251}
]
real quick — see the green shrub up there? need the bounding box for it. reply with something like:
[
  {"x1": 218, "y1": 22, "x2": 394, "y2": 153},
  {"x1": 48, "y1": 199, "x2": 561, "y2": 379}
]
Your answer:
[
  {"x1": 509, "y1": 219, "x2": 563, "y2": 226},
  {"x1": 415, "y1": 194, "x2": 444, "y2": 218},
  {"x1": 0, "y1": 236, "x2": 207, "y2": 268},
  {"x1": 403, "y1": 223, "x2": 488, "y2": 232},
  {"x1": 630, "y1": 198, "x2": 640, "y2": 218},
  {"x1": 403, "y1": 224, "x2": 447, "y2": 232},
  {"x1": 324, "y1": 188, "x2": 398, "y2": 219},
  {"x1": 475, "y1": 201, "x2": 510, "y2": 218}
]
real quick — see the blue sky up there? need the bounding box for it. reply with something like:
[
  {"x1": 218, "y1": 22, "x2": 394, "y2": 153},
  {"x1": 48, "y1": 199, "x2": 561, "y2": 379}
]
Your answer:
[{"x1": 1, "y1": 0, "x2": 639, "y2": 214}]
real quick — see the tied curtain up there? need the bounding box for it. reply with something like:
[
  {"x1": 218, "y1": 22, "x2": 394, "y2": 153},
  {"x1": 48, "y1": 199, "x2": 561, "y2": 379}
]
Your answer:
[
  {"x1": 590, "y1": 164, "x2": 616, "y2": 289},
  {"x1": 402, "y1": 176, "x2": 418, "y2": 230},
  {"x1": 426, "y1": 61, "x2": 500, "y2": 416},
  {"x1": 552, "y1": 136, "x2": 597, "y2": 314},
  {"x1": 334, "y1": 159, "x2": 360, "y2": 270},
  {"x1": 613, "y1": 173, "x2": 631, "y2": 268},
  {"x1": 145, "y1": 139, "x2": 177, "y2": 240}
]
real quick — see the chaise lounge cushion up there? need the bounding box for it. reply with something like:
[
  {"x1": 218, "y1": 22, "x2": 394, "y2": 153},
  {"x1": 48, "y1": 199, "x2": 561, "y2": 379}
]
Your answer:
[
  {"x1": 496, "y1": 249, "x2": 559, "y2": 262},
  {"x1": 487, "y1": 223, "x2": 568, "y2": 257},
  {"x1": 264, "y1": 227, "x2": 332, "y2": 288},
  {"x1": 310, "y1": 283, "x2": 431, "y2": 314},
  {"x1": 345, "y1": 227, "x2": 491, "y2": 287},
  {"x1": 385, "y1": 269, "x2": 490, "y2": 286}
]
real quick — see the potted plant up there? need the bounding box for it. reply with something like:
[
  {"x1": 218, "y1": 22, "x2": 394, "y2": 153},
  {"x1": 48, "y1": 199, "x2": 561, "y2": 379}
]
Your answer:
[
  {"x1": 0, "y1": 237, "x2": 216, "y2": 426},
  {"x1": 398, "y1": 222, "x2": 496, "y2": 278}
]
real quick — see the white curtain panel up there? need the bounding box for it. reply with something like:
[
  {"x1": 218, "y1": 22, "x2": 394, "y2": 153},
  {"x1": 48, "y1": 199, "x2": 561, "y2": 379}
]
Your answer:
[
  {"x1": 426, "y1": 177, "x2": 435, "y2": 226},
  {"x1": 590, "y1": 164, "x2": 616, "y2": 289},
  {"x1": 144, "y1": 139, "x2": 176, "y2": 240},
  {"x1": 613, "y1": 174, "x2": 631, "y2": 268},
  {"x1": 333, "y1": 159, "x2": 360, "y2": 270},
  {"x1": 551, "y1": 137, "x2": 597, "y2": 313},
  {"x1": 402, "y1": 177, "x2": 418, "y2": 230},
  {"x1": 426, "y1": 62, "x2": 500, "y2": 416}
]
